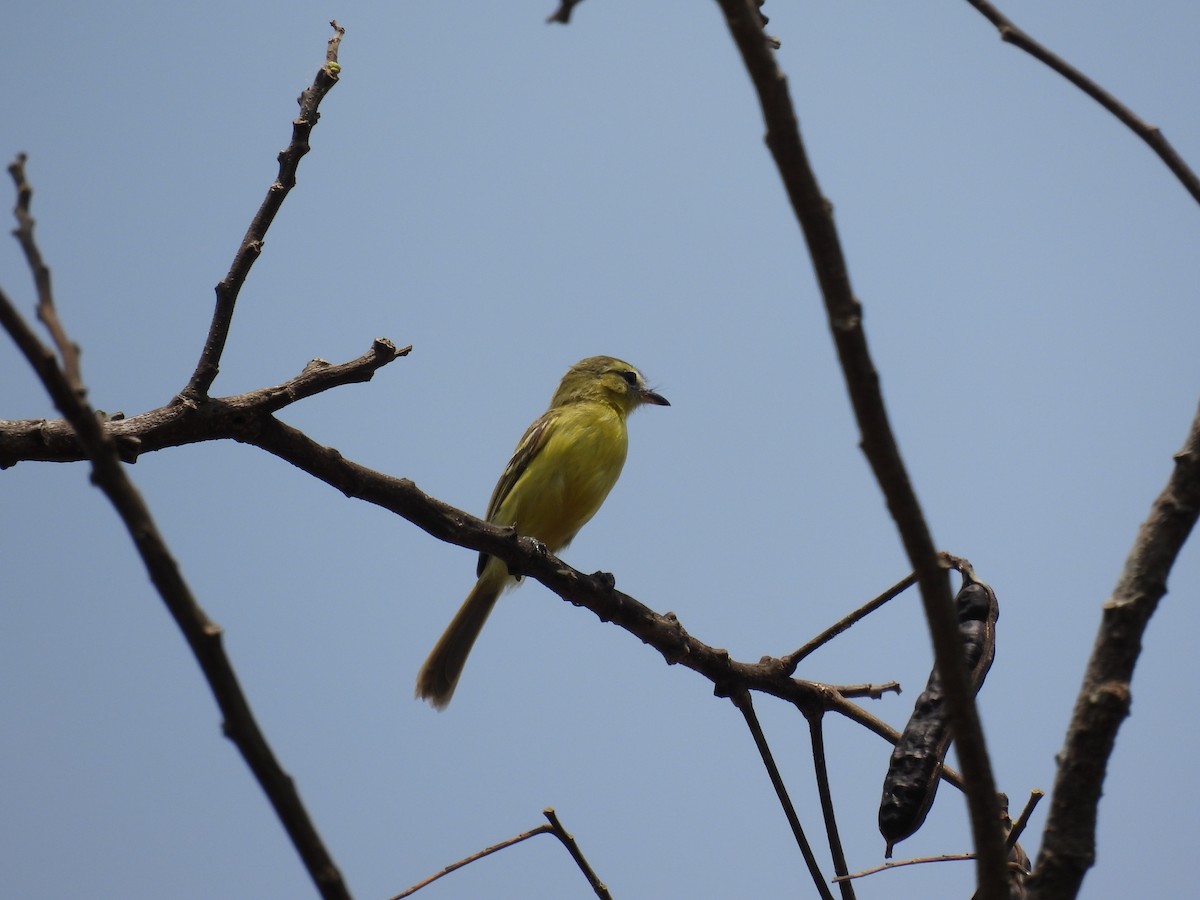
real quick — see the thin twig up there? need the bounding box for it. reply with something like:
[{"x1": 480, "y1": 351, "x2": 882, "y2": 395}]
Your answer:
[
  {"x1": 787, "y1": 552, "x2": 975, "y2": 671},
  {"x1": 728, "y1": 689, "x2": 835, "y2": 900},
  {"x1": 1007, "y1": 789, "x2": 1043, "y2": 852},
  {"x1": 783, "y1": 571, "x2": 917, "y2": 671},
  {"x1": 391, "y1": 808, "x2": 610, "y2": 899},
  {"x1": 969, "y1": 792, "x2": 1035, "y2": 900},
  {"x1": 1026, "y1": 404, "x2": 1200, "y2": 900},
  {"x1": 836, "y1": 852, "x2": 975, "y2": 882},
  {"x1": 825, "y1": 681, "x2": 900, "y2": 700},
  {"x1": 391, "y1": 824, "x2": 554, "y2": 898},
  {"x1": 806, "y1": 713, "x2": 855, "y2": 899},
  {"x1": 542, "y1": 808, "x2": 612, "y2": 899},
  {"x1": 7, "y1": 155, "x2": 81, "y2": 387},
  {"x1": 710, "y1": 3, "x2": 1006, "y2": 893},
  {"x1": 851, "y1": 825, "x2": 1035, "y2": 895},
  {"x1": 183, "y1": 21, "x2": 345, "y2": 399},
  {"x1": 963, "y1": 0, "x2": 1200, "y2": 206},
  {"x1": 1, "y1": 162, "x2": 348, "y2": 900}
]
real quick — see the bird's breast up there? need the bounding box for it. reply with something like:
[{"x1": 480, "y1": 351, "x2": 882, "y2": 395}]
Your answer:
[{"x1": 501, "y1": 403, "x2": 629, "y2": 551}]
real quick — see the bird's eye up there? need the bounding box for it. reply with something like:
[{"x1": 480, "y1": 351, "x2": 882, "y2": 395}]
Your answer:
[{"x1": 619, "y1": 370, "x2": 638, "y2": 386}]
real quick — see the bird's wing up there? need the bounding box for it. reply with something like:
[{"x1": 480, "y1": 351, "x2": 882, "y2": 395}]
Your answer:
[{"x1": 477, "y1": 409, "x2": 558, "y2": 577}]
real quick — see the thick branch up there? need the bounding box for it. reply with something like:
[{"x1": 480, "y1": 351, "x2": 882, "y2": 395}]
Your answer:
[
  {"x1": 711, "y1": 1, "x2": 1006, "y2": 893},
  {"x1": 2, "y1": 366, "x2": 928, "y2": 746},
  {"x1": 244, "y1": 413, "x2": 983, "y2": 774},
  {"x1": 183, "y1": 21, "x2": 345, "y2": 399},
  {"x1": 1027, "y1": 404, "x2": 1200, "y2": 900}
]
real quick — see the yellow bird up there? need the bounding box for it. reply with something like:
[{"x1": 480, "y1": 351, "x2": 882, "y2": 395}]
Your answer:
[{"x1": 416, "y1": 356, "x2": 669, "y2": 709}]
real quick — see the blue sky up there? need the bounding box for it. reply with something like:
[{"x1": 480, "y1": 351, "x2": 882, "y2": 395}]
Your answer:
[{"x1": 3, "y1": 2, "x2": 1198, "y2": 897}]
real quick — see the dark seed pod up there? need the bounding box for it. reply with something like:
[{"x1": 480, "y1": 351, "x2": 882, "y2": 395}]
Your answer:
[{"x1": 878, "y1": 579, "x2": 998, "y2": 855}]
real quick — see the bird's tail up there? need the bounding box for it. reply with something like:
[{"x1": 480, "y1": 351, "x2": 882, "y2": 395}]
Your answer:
[{"x1": 415, "y1": 563, "x2": 508, "y2": 709}]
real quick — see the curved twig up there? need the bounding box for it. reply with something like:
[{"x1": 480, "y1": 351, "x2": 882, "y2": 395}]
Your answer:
[
  {"x1": 963, "y1": 0, "x2": 1200, "y2": 206},
  {"x1": 392, "y1": 824, "x2": 554, "y2": 898}
]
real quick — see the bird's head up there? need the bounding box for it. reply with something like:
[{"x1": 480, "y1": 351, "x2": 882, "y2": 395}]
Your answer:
[{"x1": 551, "y1": 355, "x2": 669, "y2": 415}]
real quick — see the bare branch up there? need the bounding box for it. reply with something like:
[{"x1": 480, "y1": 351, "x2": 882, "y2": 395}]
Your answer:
[
  {"x1": 0, "y1": 338, "x2": 410, "y2": 467},
  {"x1": 216, "y1": 415, "x2": 928, "y2": 728},
  {"x1": 391, "y1": 824, "x2": 554, "y2": 898},
  {"x1": 728, "y1": 689, "x2": 835, "y2": 900},
  {"x1": 837, "y1": 852, "x2": 975, "y2": 883},
  {"x1": 784, "y1": 571, "x2": 917, "y2": 671},
  {"x1": 183, "y1": 21, "x2": 345, "y2": 399},
  {"x1": 7, "y1": 154, "x2": 81, "y2": 387},
  {"x1": 963, "y1": 0, "x2": 1200, "y2": 206},
  {"x1": 1007, "y1": 789, "x2": 1043, "y2": 853},
  {"x1": 710, "y1": 1, "x2": 1006, "y2": 892},
  {"x1": 391, "y1": 808, "x2": 609, "y2": 899},
  {"x1": 1027, "y1": 403, "x2": 1200, "y2": 900},
  {"x1": 0, "y1": 161, "x2": 349, "y2": 900},
  {"x1": 807, "y1": 713, "x2": 856, "y2": 899},
  {"x1": 541, "y1": 808, "x2": 612, "y2": 900},
  {"x1": 827, "y1": 681, "x2": 901, "y2": 701},
  {"x1": 3, "y1": 359, "x2": 985, "y2": 795}
]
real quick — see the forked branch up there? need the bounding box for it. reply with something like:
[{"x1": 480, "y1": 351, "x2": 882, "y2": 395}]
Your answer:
[{"x1": 392, "y1": 808, "x2": 610, "y2": 899}]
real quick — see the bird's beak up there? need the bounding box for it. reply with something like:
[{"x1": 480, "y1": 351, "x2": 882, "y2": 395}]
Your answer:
[{"x1": 641, "y1": 388, "x2": 670, "y2": 406}]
